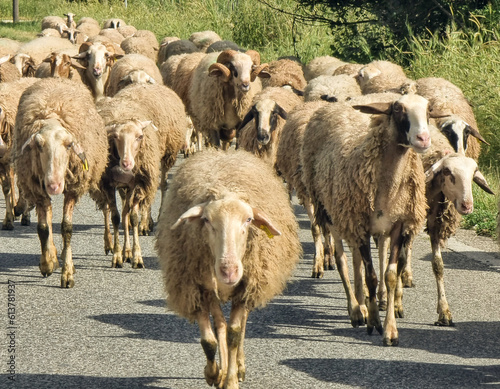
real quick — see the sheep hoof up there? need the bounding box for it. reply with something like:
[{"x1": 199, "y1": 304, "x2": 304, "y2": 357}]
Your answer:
[
  {"x1": 311, "y1": 271, "x2": 323, "y2": 278},
  {"x1": 401, "y1": 273, "x2": 415, "y2": 288},
  {"x1": 238, "y1": 367, "x2": 246, "y2": 382},
  {"x1": 395, "y1": 308, "x2": 404, "y2": 319},
  {"x1": 204, "y1": 364, "x2": 223, "y2": 387},
  {"x1": 21, "y1": 214, "x2": 31, "y2": 226},
  {"x1": 132, "y1": 260, "x2": 144, "y2": 269},
  {"x1": 383, "y1": 336, "x2": 399, "y2": 347},
  {"x1": 378, "y1": 300, "x2": 387, "y2": 311},
  {"x1": 61, "y1": 276, "x2": 75, "y2": 289},
  {"x1": 434, "y1": 318, "x2": 454, "y2": 327},
  {"x1": 2, "y1": 221, "x2": 14, "y2": 230}
]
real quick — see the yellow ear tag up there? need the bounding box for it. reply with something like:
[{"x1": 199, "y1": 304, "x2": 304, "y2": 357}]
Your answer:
[
  {"x1": 260, "y1": 225, "x2": 274, "y2": 239},
  {"x1": 82, "y1": 159, "x2": 89, "y2": 171}
]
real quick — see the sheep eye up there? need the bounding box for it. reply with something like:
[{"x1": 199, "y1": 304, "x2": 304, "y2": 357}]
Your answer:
[
  {"x1": 136, "y1": 135, "x2": 144, "y2": 142},
  {"x1": 393, "y1": 103, "x2": 402, "y2": 112},
  {"x1": 443, "y1": 167, "x2": 452, "y2": 176},
  {"x1": 66, "y1": 142, "x2": 73, "y2": 150},
  {"x1": 246, "y1": 217, "x2": 252, "y2": 223},
  {"x1": 233, "y1": 69, "x2": 238, "y2": 78}
]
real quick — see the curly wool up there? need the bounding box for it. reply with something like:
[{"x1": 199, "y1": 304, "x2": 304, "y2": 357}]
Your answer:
[
  {"x1": 301, "y1": 102, "x2": 428, "y2": 247},
  {"x1": 261, "y1": 59, "x2": 307, "y2": 91},
  {"x1": 155, "y1": 149, "x2": 302, "y2": 321},
  {"x1": 14, "y1": 78, "x2": 108, "y2": 206}
]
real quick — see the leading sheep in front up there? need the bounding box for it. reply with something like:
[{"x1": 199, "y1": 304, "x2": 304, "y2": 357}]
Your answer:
[
  {"x1": 155, "y1": 149, "x2": 301, "y2": 389},
  {"x1": 13, "y1": 78, "x2": 108, "y2": 288}
]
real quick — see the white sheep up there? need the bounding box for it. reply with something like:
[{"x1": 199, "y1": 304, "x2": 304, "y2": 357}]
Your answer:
[
  {"x1": 96, "y1": 82, "x2": 187, "y2": 267},
  {"x1": 275, "y1": 100, "x2": 335, "y2": 278},
  {"x1": 120, "y1": 34, "x2": 158, "y2": 63},
  {"x1": 155, "y1": 149, "x2": 301, "y2": 389},
  {"x1": 357, "y1": 60, "x2": 416, "y2": 95},
  {"x1": 188, "y1": 49, "x2": 270, "y2": 150},
  {"x1": 301, "y1": 93, "x2": 440, "y2": 346},
  {"x1": 0, "y1": 55, "x2": 21, "y2": 83},
  {"x1": 64, "y1": 13, "x2": 77, "y2": 29},
  {"x1": 303, "y1": 55, "x2": 346, "y2": 81},
  {"x1": 41, "y1": 16, "x2": 68, "y2": 35},
  {"x1": 102, "y1": 18, "x2": 126, "y2": 29},
  {"x1": 304, "y1": 74, "x2": 362, "y2": 102},
  {"x1": 236, "y1": 86, "x2": 303, "y2": 167},
  {"x1": 189, "y1": 30, "x2": 221, "y2": 52},
  {"x1": 105, "y1": 53, "x2": 161, "y2": 97},
  {"x1": 13, "y1": 78, "x2": 108, "y2": 288}
]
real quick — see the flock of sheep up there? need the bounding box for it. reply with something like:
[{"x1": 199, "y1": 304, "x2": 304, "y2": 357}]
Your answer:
[{"x1": 0, "y1": 11, "x2": 497, "y2": 389}]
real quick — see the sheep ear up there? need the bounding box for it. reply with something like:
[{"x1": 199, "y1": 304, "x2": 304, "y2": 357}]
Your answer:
[
  {"x1": 274, "y1": 104, "x2": 287, "y2": 120},
  {"x1": 425, "y1": 157, "x2": 446, "y2": 183},
  {"x1": 251, "y1": 207, "x2": 281, "y2": 238},
  {"x1": 71, "y1": 141, "x2": 89, "y2": 171},
  {"x1": 238, "y1": 108, "x2": 255, "y2": 131},
  {"x1": 473, "y1": 170, "x2": 495, "y2": 195},
  {"x1": 171, "y1": 203, "x2": 208, "y2": 230},
  {"x1": 0, "y1": 54, "x2": 12, "y2": 65},
  {"x1": 70, "y1": 59, "x2": 86, "y2": 70},
  {"x1": 465, "y1": 125, "x2": 489, "y2": 145},
  {"x1": 20, "y1": 133, "x2": 37, "y2": 154},
  {"x1": 352, "y1": 103, "x2": 392, "y2": 115}
]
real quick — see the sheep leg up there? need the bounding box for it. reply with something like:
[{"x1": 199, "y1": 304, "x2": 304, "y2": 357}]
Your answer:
[
  {"x1": 211, "y1": 301, "x2": 228, "y2": 388},
  {"x1": 351, "y1": 246, "x2": 368, "y2": 319},
  {"x1": 1, "y1": 170, "x2": 14, "y2": 230},
  {"x1": 359, "y1": 238, "x2": 382, "y2": 336},
  {"x1": 121, "y1": 200, "x2": 133, "y2": 263},
  {"x1": 304, "y1": 198, "x2": 325, "y2": 278},
  {"x1": 14, "y1": 186, "x2": 31, "y2": 226},
  {"x1": 377, "y1": 235, "x2": 390, "y2": 311},
  {"x1": 138, "y1": 203, "x2": 153, "y2": 236},
  {"x1": 323, "y1": 230, "x2": 335, "y2": 271},
  {"x1": 237, "y1": 309, "x2": 248, "y2": 383},
  {"x1": 130, "y1": 201, "x2": 144, "y2": 269},
  {"x1": 401, "y1": 236, "x2": 415, "y2": 287},
  {"x1": 394, "y1": 241, "x2": 408, "y2": 319},
  {"x1": 36, "y1": 202, "x2": 59, "y2": 277},
  {"x1": 330, "y1": 228, "x2": 365, "y2": 327},
  {"x1": 431, "y1": 237, "x2": 453, "y2": 326},
  {"x1": 383, "y1": 222, "x2": 404, "y2": 346},
  {"x1": 226, "y1": 304, "x2": 247, "y2": 388},
  {"x1": 103, "y1": 204, "x2": 113, "y2": 255},
  {"x1": 60, "y1": 196, "x2": 76, "y2": 288},
  {"x1": 198, "y1": 310, "x2": 223, "y2": 387}
]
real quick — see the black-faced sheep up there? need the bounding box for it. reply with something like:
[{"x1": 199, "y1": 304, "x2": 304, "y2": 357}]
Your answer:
[
  {"x1": 0, "y1": 78, "x2": 39, "y2": 230},
  {"x1": 13, "y1": 78, "x2": 108, "y2": 288},
  {"x1": 96, "y1": 82, "x2": 186, "y2": 268},
  {"x1": 102, "y1": 18, "x2": 126, "y2": 29},
  {"x1": 188, "y1": 49, "x2": 270, "y2": 150},
  {"x1": 105, "y1": 53, "x2": 161, "y2": 97},
  {"x1": 301, "y1": 94, "x2": 441, "y2": 346},
  {"x1": 237, "y1": 86, "x2": 303, "y2": 168},
  {"x1": 155, "y1": 149, "x2": 301, "y2": 389},
  {"x1": 275, "y1": 100, "x2": 334, "y2": 278}
]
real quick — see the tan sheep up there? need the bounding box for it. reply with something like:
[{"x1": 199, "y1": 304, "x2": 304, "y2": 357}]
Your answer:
[
  {"x1": 14, "y1": 78, "x2": 108, "y2": 288},
  {"x1": 155, "y1": 149, "x2": 301, "y2": 389},
  {"x1": 357, "y1": 60, "x2": 416, "y2": 95},
  {"x1": 303, "y1": 55, "x2": 346, "y2": 81},
  {"x1": 260, "y1": 58, "x2": 307, "y2": 92},
  {"x1": 0, "y1": 55, "x2": 21, "y2": 83},
  {"x1": 189, "y1": 30, "x2": 222, "y2": 52},
  {"x1": 96, "y1": 82, "x2": 187, "y2": 268},
  {"x1": 304, "y1": 74, "x2": 362, "y2": 102}
]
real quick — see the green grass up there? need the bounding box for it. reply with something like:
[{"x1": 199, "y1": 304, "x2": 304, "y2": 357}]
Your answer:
[{"x1": 0, "y1": 0, "x2": 498, "y2": 236}]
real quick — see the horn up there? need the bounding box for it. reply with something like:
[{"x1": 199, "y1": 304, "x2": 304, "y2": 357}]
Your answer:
[
  {"x1": 216, "y1": 50, "x2": 238, "y2": 65},
  {"x1": 245, "y1": 50, "x2": 261, "y2": 65},
  {"x1": 466, "y1": 125, "x2": 489, "y2": 145},
  {"x1": 473, "y1": 170, "x2": 495, "y2": 195},
  {"x1": 208, "y1": 63, "x2": 231, "y2": 82},
  {"x1": 250, "y1": 63, "x2": 269, "y2": 82}
]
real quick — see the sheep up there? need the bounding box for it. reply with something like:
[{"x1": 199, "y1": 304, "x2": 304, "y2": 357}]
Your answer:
[
  {"x1": 13, "y1": 78, "x2": 108, "y2": 288},
  {"x1": 416, "y1": 76, "x2": 484, "y2": 161},
  {"x1": 303, "y1": 55, "x2": 346, "y2": 81},
  {"x1": 120, "y1": 35, "x2": 158, "y2": 63},
  {"x1": 156, "y1": 36, "x2": 181, "y2": 65},
  {"x1": 301, "y1": 93, "x2": 443, "y2": 346},
  {"x1": 72, "y1": 41, "x2": 123, "y2": 101},
  {"x1": 236, "y1": 86, "x2": 303, "y2": 167},
  {"x1": 260, "y1": 58, "x2": 307, "y2": 92},
  {"x1": 64, "y1": 13, "x2": 76, "y2": 29},
  {"x1": 74, "y1": 20, "x2": 101, "y2": 40},
  {"x1": 102, "y1": 18, "x2": 126, "y2": 29},
  {"x1": 117, "y1": 25, "x2": 138, "y2": 39},
  {"x1": 34, "y1": 48, "x2": 85, "y2": 81},
  {"x1": 41, "y1": 16, "x2": 68, "y2": 35},
  {"x1": 38, "y1": 28, "x2": 62, "y2": 38},
  {"x1": 189, "y1": 30, "x2": 222, "y2": 52},
  {"x1": 98, "y1": 28, "x2": 125, "y2": 46},
  {"x1": 105, "y1": 53, "x2": 162, "y2": 97},
  {"x1": 14, "y1": 36, "x2": 74, "y2": 76},
  {"x1": 155, "y1": 149, "x2": 301, "y2": 389},
  {"x1": 304, "y1": 74, "x2": 362, "y2": 102},
  {"x1": 0, "y1": 78, "x2": 39, "y2": 230},
  {"x1": 96, "y1": 82, "x2": 187, "y2": 267},
  {"x1": 275, "y1": 100, "x2": 334, "y2": 278},
  {"x1": 0, "y1": 55, "x2": 21, "y2": 83},
  {"x1": 188, "y1": 49, "x2": 270, "y2": 150},
  {"x1": 333, "y1": 62, "x2": 365, "y2": 77},
  {"x1": 86, "y1": 34, "x2": 125, "y2": 56},
  {"x1": 0, "y1": 38, "x2": 21, "y2": 58},
  {"x1": 357, "y1": 60, "x2": 416, "y2": 95},
  {"x1": 206, "y1": 40, "x2": 242, "y2": 53},
  {"x1": 160, "y1": 39, "x2": 199, "y2": 63}
]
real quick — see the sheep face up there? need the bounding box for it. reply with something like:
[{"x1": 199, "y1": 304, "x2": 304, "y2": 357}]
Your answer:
[
  {"x1": 438, "y1": 115, "x2": 488, "y2": 154},
  {"x1": 11, "y1": 54, "x2": 35, "y2": 77},
  {"x1": 20, "y1": 120, "x2": 87, "y2": 196},
  {"x1": 44, "y1": 53, "x2": 84, "y2": 78},
  {"x1": 426, "y1": 154, "x2": 494, "y2": 215},
  {"x1": 171, "y1": 196, "x2": 282, "y2": 287},
  {"x1": 107, "y1": 120, "x2": 151, "y2": 172},
  {"x1": 239, "y1": 99, "x2": 287, "y2": 145},
  {"x1": 75, "y1": 43, "x2": 114, "y2": 79}
]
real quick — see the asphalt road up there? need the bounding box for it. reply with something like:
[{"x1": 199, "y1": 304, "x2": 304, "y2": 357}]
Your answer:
[{"x1": 1, "y1": 157, "x2": 500, "y2": 389}]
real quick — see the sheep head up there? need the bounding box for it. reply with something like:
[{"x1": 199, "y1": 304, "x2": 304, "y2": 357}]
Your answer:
[
  {"x1": 43, "y1": 52, "x2": 86, "y2": 78},
  {"x1": 106, "y1": 119, "x2": 155, "y2": 172},
  {"x1": 352, "y1": 94, "x2": 432, "y2": 153},
  {"x1": 171, "y1": 195, "x2": 281, "y2": 286},
  {"x1": 425, "y1": 154, "x2": 494, "y2": 215},
  {"x1": 117, "y1": 70, "x2": 156, "y2": 92},
  {"x1": 208, "y1": 49, "x2": 270, "y2": 91},
  {"x1": 19, "y1": 119, "x2": 88, "y2": 196},
  {"x1": 73, "y1": 42, "x2": 122, "y2": 78},
  {"x1": 11, "y1": 53, "x2": 36, "y2": 77},
  {"x1": 239, "y1": 99, "x2": 287, "y2": 146},
  {"x1": 436, "y1": 114, "x2": 489, "y2": 155}
]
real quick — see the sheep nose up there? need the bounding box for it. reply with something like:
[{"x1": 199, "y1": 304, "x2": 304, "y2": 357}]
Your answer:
[
  {"x1": 93, "y1": 67, "x2": 102, "y2": 77},
  {"x1": 219, "y1": 264, "x2": 240, "y2": 285},
  {"x1": 257, "y1": 133, "x2": 270, "y2": 145},
  {"x1": 416, "y1": 133, "x2": 431, "y2": 148},
  {"x1": 240, "y1": 82, "x2": 250, "y2": 92},
  {"x1": 121, "y1": 159, "x2": 133, "y2": 171},
  {"x1": 460, "y1": 202, "x2": 473, "y2": 215},
  {"x1": 46, "y1": 182, "x2": 63, "y2": 196}
]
